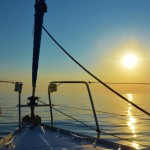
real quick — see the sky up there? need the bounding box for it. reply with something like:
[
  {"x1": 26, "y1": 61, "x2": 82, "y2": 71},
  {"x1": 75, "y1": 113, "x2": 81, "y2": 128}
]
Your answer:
[{"x1": 0, "y1": 0, "x2": 150, "y2": 94}]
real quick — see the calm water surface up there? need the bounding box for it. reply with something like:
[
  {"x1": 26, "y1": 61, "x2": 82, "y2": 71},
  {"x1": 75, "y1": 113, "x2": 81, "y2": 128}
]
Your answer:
[{"x1": 0, "y1": 84, "x2": 150, "y2": 149}]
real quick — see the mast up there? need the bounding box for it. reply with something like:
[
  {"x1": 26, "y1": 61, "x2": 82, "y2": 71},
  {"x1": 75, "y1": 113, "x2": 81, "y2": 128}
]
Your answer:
[{"x1": 28, "y1": 0, "x2": 47, "y2": 120}]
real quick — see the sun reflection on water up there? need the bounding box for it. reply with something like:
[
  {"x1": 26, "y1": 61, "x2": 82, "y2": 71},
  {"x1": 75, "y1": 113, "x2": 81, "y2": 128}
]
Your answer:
[{"x1": 127, "y1": 94, "x2": 139, "y2": 149}]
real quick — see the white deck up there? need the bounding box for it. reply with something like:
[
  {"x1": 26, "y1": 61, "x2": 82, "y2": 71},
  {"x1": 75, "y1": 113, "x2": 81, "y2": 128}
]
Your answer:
[
  {"x1": 1, "y1": 125, "x2": 115, "y2": 150},
  {"x1": 0, "y1": 124, "x2": 136, "y2": 150}
]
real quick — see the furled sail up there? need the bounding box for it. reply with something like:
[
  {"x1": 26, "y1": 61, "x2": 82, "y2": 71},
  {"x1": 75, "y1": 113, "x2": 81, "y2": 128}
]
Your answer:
[{"x1": 32, "y1": 0, "x2": 47, "y2": 95}]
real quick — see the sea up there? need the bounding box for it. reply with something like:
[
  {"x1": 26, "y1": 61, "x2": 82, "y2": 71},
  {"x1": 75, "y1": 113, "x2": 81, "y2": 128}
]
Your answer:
[{"x1": 0, "y1": 83, "x2": 150, "y2": 150}]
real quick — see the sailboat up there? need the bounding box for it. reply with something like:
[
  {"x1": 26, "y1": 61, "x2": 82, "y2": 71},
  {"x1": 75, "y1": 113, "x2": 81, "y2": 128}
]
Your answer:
[{"x1": 0, "y1": 0, "x2": 149, "y2": 149}]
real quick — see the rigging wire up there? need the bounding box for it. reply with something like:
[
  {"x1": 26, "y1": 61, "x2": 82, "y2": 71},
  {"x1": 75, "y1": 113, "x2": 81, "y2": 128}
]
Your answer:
[
  {"x1": 37, "y1": 99, "x2": 126, "y2": 117},
  {"x1": 52, "y1": 105, "x2": 150, "y2": 149},
  {"x1": 37, "y1": 98, "x2": 150, "y2": 121},
  {"x1": 88, "y1": 81, "x2": 150, "y2": 85},
  {"x1": 37, "y1": 98, "x2": 149, "y2": 120},
  {"x1": 0, "y1": 80, "x2": 16, "y2": 84},
  {"x1": 36, "y1": 99, "x2": 99, "y2": 130},
  {"x1": 42, "y1": 25, "x2": 150, "y2": 117},
  {"x1": 51, "y1": 103, "x2": 150, "y2": 121},
  {"x1": 52, "y1": 104, "x2": 126, "y2": 117},
  {"x1": 52, "y1": 106, "x2": 97, "y2": 131},
  {"x1": 36, "y1": 98, "x2": 150, "y2": 148}
]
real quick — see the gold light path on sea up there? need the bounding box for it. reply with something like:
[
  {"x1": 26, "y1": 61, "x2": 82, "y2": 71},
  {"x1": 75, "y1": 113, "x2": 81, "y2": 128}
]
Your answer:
[{"x1": 127, "y1": 94, "x2": 139, "y2": 149}]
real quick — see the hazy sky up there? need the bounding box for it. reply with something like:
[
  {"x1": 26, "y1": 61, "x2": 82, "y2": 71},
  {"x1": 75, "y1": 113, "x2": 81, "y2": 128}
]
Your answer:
[{"x1": 0, "y1": 0, "x2": 150, "y2": 94}]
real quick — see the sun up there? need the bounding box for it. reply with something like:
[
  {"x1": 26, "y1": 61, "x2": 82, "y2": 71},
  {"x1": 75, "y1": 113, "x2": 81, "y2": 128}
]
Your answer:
[{"x1": 122, "y1": 54, "x2": 138, "y2": 68}]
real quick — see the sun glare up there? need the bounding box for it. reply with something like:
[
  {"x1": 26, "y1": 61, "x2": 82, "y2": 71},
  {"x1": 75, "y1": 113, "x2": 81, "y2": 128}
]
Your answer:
[{"x1": 122, "y1": 54, "x2": 138, "y2": 68}]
